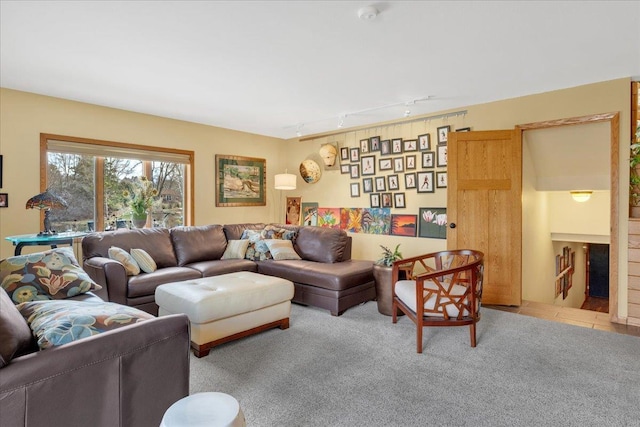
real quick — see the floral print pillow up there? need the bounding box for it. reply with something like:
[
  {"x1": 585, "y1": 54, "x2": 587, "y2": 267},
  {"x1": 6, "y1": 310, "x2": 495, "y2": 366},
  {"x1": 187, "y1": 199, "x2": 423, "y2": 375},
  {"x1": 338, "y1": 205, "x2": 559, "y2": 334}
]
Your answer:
[
  {"x1": 241, "y1": 227, "x2": 297, "y2": 261},
  {"x1": 18, "y1": 300, "x2": 154, "y2": 349},
  {"x1": 0, "y1": 247, "x2": 102, "y2": 304}
]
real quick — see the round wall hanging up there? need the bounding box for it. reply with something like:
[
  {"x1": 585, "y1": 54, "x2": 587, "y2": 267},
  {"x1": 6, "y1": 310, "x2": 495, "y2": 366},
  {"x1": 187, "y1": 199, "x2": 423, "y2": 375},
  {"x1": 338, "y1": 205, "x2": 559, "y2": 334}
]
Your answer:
[{"x1": 299, "y1": 159, "x2": 322, "y2": 184}]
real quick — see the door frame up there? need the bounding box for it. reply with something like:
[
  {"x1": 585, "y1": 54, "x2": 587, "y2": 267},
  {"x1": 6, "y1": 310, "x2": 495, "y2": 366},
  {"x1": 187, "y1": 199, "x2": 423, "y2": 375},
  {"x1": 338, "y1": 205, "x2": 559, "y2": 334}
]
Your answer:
[{"x1": 516, "y1": 112, "x2": 620, "y2": 321}]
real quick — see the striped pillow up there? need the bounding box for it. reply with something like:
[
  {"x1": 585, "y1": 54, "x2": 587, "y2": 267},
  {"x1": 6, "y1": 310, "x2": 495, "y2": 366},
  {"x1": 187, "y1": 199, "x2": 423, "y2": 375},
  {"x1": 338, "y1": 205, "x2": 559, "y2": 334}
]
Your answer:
[
  {"x1": 130, "y1": 248, "x2": 157, "y2": 273},
  {"x1": 265, "y1": 239, "x2": 301, "y2": 260},
  {"x1": 108, "y1": 247, "x2": 140, "y2": 276},
  {"x1": 222, "y1": 240, "x2": 250, "y2": 260}
]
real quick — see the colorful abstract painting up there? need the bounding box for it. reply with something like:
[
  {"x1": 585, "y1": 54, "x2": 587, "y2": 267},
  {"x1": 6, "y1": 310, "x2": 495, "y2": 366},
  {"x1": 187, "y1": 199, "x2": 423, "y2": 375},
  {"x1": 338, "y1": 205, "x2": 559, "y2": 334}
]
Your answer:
[
  {"x1": 341, "y1": 208, "x2": 363, "y2": 232},
  {"x1": 361, "y1": 208, "x2": 391, "y2": 235},
  {"x1": 418, "y1": 207, "x2": 447, "y2": 239},
  {"x1": 301, "y1": 202, "x2": 318, "y2": 226},
  {"x1": 390, "y1": 214, "x2": 417, "y2": 237},
  {"x1": 317, "y1": 207, "x2": 341, "y2": 229}
]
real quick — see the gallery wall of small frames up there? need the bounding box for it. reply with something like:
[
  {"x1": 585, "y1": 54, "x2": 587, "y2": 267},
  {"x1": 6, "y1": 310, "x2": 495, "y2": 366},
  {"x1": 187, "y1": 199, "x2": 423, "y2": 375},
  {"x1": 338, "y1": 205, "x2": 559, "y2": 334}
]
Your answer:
[{"x1": 307, "y1": 125, "x2": 470, "y2": 239}]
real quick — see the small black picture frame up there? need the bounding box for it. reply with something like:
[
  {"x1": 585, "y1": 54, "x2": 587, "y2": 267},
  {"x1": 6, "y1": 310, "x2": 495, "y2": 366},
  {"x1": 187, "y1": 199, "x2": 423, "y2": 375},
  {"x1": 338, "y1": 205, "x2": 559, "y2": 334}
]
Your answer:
[
  {"x1": 340, "y1": 147, "x2": 349, "y2": 161},
  {"x1": 436, "y1": 171, "x2": 448, "y2": 188},
  {"x1": 361, "y1": 155, "x2": 376, "y2": 176},
  {"x1": 350, "y1": 182, "x2": 360, "y2": 198},
  {"x1": 380, "y1": 140, "x2": 391, "y2": 155},
  {"x1": 375, "y1": 176, "x2": 386, "y2": 192},
  {"x1": 437, "y1": 145, "x2": 448, "y2": 167},
  {"x1": 362, "y1": 177, "x2": 374, "y2": 193},
  {"x1": 405, "y1": 172, "x2": 417, "y2": 189},
  {"x1": 422, "y1": 151, "x2": 435, "y2": 169},
  {"x1": 405, "y1": 155, "x2": 416, "y2": 170},
  {"x1": 369, "y1": 136, "x2": 381, "y2": 152},
  {"x1": 0, "y1": 193, "x2": 8, "y2": 208},
  {"x1": 370, "y1": 193, "x2": 381, "y2": 208},
  {"x1": 393, "y1": 157, "x2": 404, "y2": 173},
  {"x1": 391, "y1": 138, "x2": 403, "y2": 154},
  {"x1": 350, "y1": 147, "x2": 360, "y2": 163},
  {"x1": 437, "y1": 125, "x2": 450, "y2": 145},
  {"x1": 388, "y1": 174, "x2": 400, "y2": 191},
  {"x1": 379, "y1": 158, "x2": 392, "y2": 171},
  {"x1": 403, "y1": 139, "x2": 417, "y2": 152},
  {"x1": 360, "y1": 139, "x2": 370, "y2": 153},
  {"x1": 350, "y1": 164, "x2": 360, "y2": 179},
  {"x1": 394, "y1": 192, "x2": 406, "y2": 209},
  {"x1": 381, "y1": 192, "x2": 393, "y2": 208},
  {"x1": 340, "y1": 164, "x2": 350, "y2": 174},
  {"x1": 418, "y1": 134, "x2": 431, "y2": 150},
  {"x1": 417, "y1": 171, "x2": 435, "y2": 193}
]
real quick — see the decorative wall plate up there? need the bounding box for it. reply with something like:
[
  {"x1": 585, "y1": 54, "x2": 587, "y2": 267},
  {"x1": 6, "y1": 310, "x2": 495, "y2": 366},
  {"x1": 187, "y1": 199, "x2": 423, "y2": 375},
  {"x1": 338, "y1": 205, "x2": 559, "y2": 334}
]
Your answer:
[{"x1": 299, "y1": 159, "x2": 322, "y2": 184}]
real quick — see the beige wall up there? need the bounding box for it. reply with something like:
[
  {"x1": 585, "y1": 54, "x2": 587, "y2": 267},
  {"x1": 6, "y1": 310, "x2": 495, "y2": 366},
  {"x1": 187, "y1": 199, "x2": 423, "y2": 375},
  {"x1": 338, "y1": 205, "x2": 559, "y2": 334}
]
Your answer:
[
  {"x1": 0, "y1": 88, "x2": 286, "y2": 258},
  {"x1": 0, "y1": 78, "x2": 632, "y2": 318},
  {"x1": 282, "y1": 78, "x2": 631, "y2": 317}
]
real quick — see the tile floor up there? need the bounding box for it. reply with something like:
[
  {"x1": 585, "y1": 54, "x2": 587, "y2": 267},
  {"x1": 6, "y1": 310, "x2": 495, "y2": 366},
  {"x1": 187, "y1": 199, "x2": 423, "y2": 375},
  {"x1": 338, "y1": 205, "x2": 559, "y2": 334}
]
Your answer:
[{"x1": 485, "y1": 300, "x2": 640, "y2": 337}]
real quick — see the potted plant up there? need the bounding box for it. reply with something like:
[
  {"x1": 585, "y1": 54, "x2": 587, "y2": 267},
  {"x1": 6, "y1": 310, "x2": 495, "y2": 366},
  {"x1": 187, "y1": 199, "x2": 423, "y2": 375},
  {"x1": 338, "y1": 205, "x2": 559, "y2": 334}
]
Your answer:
[
  {"x1": 123, "y1": 176, "x2": 158, "y2": 228},
  {"x1": 630, "y1": 124, "x2": 640, "y2": 218},
  {"x1": 373, "y1": 244, "x2": 404, "y2": 316}
]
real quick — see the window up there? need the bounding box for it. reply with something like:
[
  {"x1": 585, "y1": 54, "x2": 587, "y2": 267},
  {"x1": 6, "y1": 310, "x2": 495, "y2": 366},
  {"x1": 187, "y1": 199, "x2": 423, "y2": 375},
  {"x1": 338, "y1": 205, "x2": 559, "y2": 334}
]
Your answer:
[{"x1": 41, "y1": 134, "x2": 193, "y2": 232}]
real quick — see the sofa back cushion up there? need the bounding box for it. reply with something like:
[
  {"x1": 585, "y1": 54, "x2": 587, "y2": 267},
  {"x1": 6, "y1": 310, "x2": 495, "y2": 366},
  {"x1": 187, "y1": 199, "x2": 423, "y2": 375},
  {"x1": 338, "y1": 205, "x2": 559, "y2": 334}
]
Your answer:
[
  {"x1": 295, "y1": 226, "x2": 350, "y2": 263},
  {"x1": 0, "y1": 288, "x2": 35, "y2": 367},
  {"x1": 171, "y1": 225, "x2": 227, "y2": 266},
  {"x1": 223, "y1": 223, "x2": 266, "y2": 241},
  {"x1": 82, "y1": 228, "x2": 178, "y2": 268}
]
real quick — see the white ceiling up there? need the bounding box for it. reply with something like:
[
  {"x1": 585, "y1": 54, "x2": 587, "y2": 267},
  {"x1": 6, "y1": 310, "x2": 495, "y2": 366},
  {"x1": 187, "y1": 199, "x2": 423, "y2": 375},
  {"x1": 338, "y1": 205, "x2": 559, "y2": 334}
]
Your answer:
[{"x1": 1, "y1": 1, "x2": 639, "y2": 140}]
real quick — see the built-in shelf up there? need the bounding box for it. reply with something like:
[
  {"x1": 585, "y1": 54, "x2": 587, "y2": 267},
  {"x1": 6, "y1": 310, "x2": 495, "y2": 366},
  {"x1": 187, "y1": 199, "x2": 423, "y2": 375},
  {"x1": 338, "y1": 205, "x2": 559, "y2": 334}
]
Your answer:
[{"x1": 550, "y1": 233, "x2": 610, "y2": 244}]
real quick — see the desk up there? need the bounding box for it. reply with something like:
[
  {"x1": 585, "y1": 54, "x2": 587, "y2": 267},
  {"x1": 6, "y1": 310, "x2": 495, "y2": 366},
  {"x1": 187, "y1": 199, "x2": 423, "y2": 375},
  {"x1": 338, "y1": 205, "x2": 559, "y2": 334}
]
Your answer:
[{"x1": 5, "y1": 232, "x2": 87, "y2": 256}]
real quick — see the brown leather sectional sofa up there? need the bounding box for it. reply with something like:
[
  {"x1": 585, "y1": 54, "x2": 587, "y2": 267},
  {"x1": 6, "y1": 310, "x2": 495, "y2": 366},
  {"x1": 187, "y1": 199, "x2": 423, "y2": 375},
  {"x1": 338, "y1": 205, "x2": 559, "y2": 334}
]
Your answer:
[{"x1": 82, "y1": 223, "x2": 376, "y2": 316}]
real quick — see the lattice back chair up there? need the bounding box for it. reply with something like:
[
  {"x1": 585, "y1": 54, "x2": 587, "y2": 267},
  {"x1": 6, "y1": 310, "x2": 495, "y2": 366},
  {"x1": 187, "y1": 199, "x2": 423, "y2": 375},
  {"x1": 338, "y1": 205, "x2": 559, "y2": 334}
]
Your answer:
[{"x1": 391, "y1": 249, "x2": 484, "y2": 353}]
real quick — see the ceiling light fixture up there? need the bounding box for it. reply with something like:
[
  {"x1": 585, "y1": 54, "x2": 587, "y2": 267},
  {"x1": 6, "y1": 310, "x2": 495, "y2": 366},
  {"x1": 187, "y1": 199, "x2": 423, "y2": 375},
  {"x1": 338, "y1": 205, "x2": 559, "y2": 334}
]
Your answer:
[
  {"x1": 358, "y1": 6, "x2": 378, "y2": 21},
  {"x1": 296, "y1": 123, "x2": 303, "y2": 137},
  {"x1": 570, "y1": 190, "x2": 592, "y2": 202},
  {"x1": 338, "y1": 115, "x2": 345, "y2": 128}
]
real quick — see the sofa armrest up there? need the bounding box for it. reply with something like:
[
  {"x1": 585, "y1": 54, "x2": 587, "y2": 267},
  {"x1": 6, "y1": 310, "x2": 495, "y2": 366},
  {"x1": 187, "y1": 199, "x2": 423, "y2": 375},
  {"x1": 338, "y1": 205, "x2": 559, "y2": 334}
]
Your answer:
[
  {"x1": 83, "y1": 256, "x2": 127, "y2": 303},
  {"x1": 0, "y1": 314, "x2": 190, "y2": 427}
]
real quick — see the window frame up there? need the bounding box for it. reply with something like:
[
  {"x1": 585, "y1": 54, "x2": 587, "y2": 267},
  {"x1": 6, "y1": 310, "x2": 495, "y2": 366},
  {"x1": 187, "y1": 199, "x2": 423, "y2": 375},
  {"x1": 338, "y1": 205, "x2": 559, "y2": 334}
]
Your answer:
[{"x1": 40, "y1": 133, "x2": 194, "y2": 231}]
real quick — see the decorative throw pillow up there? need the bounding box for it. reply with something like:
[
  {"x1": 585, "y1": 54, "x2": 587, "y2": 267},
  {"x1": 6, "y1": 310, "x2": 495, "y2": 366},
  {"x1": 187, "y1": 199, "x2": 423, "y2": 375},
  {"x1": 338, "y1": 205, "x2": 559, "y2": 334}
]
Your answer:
[
  {"x1": 108, "y1": 246, "x2": 140, "y2": 276},
  {"x1": 18, "y1": 300, "x2": 155, "y2": 349},
  {"x1": 130, "y1": 248, "x2": 157, "y2": 273},
  {"x1": 0, "y1": 288, "x2": 35, "y2": 367},
  {"x1": 0, "y1": 247, "x2": 102, "y2": 304},
  {"x1": 265, "y1": 239, "x2": 301, "y2": 261},
  {"x1": 241, "y1": 229, "x2": 273, "y2": 261},
  {"x1": 221, "y1": 240, "x2": 250, "y2": 260}
]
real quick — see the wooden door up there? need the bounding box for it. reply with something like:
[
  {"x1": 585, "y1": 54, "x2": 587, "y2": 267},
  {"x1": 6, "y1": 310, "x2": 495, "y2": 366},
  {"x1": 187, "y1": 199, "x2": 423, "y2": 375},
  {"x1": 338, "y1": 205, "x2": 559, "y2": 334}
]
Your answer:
[{"x1": 447, "y1": 130, "x2": 522, "y2": 305}]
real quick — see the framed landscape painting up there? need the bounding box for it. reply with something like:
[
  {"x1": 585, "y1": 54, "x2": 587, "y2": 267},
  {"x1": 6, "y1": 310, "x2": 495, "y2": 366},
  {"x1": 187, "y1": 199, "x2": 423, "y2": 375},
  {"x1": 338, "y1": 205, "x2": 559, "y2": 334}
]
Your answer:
[
  {"x1": 216, "y1": 155, "x2": 266, "y2": 206},
  {"x1": 390, "y1": 214, "x2": 417, "y2": 237}
]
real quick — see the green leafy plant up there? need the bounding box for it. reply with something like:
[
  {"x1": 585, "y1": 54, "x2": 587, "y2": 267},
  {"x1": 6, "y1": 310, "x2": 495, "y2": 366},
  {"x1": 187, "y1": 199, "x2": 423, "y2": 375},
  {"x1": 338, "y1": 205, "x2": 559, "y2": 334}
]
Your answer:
[
  {"x1": 123, "y1": 176, "x2": 158, "y2": 217},
  {"x1": 376, "y1": 244, "x2": 402, "y2": 267},
  {"x1": 630, "y1": 124, "x2": 640, "y2": 207}
]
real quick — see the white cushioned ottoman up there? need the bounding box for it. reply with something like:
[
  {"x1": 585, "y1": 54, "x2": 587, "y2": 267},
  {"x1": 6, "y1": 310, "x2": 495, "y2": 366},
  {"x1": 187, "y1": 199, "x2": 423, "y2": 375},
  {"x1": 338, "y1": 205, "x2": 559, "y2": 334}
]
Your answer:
[{"x1": 156, "y1": 272, "x2": 294, "y2": 357}]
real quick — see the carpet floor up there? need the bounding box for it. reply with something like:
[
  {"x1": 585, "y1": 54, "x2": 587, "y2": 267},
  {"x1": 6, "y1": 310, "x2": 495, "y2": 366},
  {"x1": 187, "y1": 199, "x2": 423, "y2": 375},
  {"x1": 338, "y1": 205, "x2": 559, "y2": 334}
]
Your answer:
[{"x1": 190, "y1": 301, "x2": 640, "y2": 427}]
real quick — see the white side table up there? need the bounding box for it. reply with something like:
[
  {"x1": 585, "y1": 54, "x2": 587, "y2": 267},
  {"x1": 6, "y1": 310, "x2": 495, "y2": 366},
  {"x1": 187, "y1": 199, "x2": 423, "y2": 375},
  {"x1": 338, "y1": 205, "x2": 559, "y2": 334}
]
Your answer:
[{"x1": 160, "y1": 392, "x2": 246, "y2": 427}]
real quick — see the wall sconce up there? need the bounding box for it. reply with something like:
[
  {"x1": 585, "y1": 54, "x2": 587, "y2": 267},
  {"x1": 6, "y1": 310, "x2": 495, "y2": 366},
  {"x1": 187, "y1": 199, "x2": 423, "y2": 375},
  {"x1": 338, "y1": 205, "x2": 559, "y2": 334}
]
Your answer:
[{"x1": 570, "y1": 190, "x2": 592, "y2": 202}]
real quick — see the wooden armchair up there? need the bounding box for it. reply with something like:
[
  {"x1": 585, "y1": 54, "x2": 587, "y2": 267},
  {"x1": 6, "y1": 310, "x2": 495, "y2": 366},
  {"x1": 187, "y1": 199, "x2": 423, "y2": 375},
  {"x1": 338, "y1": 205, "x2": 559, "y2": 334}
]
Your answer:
[{"x1": 391, "y1": 250, "x2": 484, "y2": 353}]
